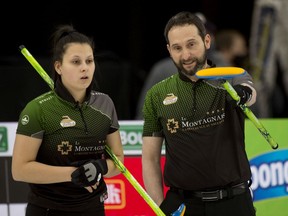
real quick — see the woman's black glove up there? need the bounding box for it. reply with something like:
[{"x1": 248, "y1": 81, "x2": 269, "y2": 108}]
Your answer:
[
  {"x1": 233, "y1": 84, "x2": 252, "y2": 105},
  {"x1": 71, "y1": 159, "x2": 108, "y2": 187}
]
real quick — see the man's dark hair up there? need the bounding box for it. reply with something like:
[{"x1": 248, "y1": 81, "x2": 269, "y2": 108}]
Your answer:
[{"x1": 164, "y1": 11, "x2": 207, "y2": 44}]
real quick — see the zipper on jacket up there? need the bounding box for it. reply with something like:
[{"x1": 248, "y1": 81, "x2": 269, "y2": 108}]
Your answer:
[{"x1": 76, "y1": 102, "x2": 88, "y2": 135}]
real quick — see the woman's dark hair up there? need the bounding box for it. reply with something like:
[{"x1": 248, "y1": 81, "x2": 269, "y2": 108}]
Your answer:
[
  {"x1": 49, "y1": 24, "x2": 95, "y2": 86},
  {"x1": 164, "y1": 11, "x2": 207, "y2": 44}
]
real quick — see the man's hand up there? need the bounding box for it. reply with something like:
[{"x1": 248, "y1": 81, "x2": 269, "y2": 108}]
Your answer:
[
  {"x1": 233, "y1": 84, "x2": 252, "y2": 105},
  {"x1": 71, "y1": 159, "x2": 108, "y2": 187}
]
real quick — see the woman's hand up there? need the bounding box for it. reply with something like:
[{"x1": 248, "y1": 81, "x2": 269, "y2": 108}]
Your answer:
[{"x1": 85, "y1": 181, "x2": 100, "y2": 193}]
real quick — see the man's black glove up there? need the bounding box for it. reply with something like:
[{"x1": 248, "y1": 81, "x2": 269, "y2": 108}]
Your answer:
[
  {"x1": 233, "y1": 84, "x2": 252, "y2": 105},
  {"x1": 71, "y1": 159, "x2": 108, "y2": 187}
]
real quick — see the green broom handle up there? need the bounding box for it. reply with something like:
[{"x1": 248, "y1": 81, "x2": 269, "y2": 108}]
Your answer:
[{"x1": 222, "y1": 81, "x2": 278, "y2": 149}]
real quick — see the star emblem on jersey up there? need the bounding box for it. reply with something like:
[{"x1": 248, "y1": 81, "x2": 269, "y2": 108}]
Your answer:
[
  {"x1": 166, "y1": 118, "x2": 179, "y2": 133},
  {"x1": 58, "y1": 141, "x2": 73, "y2": 155},
  {"x1": 60, "y1": 116, "x2": 76, "y2": 127},
  {"x1": 163, "y1": 93, "x2": 178, "y2": 105}
]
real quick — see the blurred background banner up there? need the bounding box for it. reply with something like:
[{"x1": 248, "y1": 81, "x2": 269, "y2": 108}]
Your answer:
[
  {"x1": 1, "y1": 1, "x2": 287, "y2": 121},
  {"x1": 245, "y1": 118, "x2": 288, "y2": 216},
  {"x1": 0, "y1": 119, "x2": 287, "y2": 216}
]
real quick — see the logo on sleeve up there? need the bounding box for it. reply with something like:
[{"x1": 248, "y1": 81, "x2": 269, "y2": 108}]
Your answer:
[{"x1": 21, "y1": 115, "x2": 29, "y2": 125}]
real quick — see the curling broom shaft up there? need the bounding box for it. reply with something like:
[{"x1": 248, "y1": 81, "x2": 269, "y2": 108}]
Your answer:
[
  {"x1": 222, "y1": 81, "x2": 278, "y2": 149},
  {"x1": 19, "y1": 45, "x2": 54, "y2": 89}
]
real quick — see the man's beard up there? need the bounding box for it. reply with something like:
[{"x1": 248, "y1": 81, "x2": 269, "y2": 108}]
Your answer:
[{"x1": 173, "y1": 51, "x2": 207, "y2": 77}]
